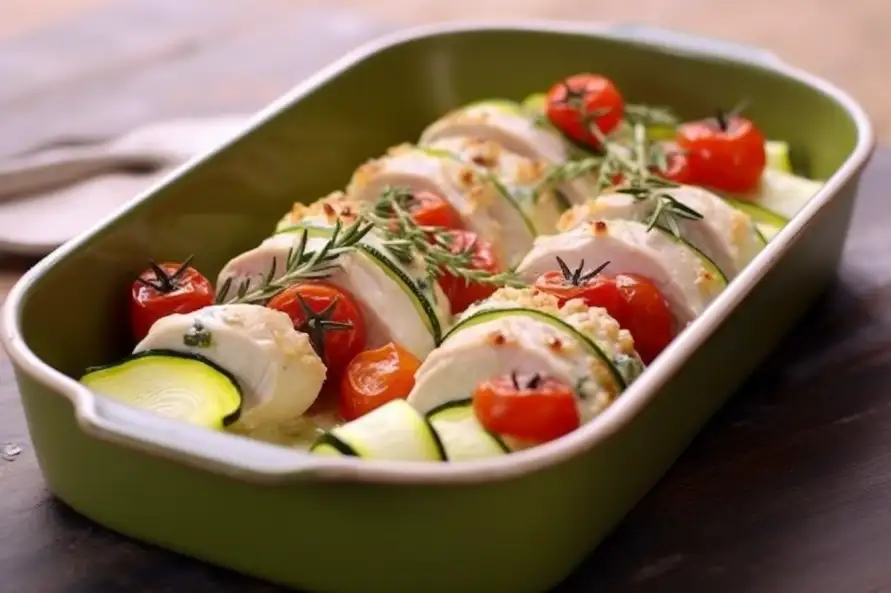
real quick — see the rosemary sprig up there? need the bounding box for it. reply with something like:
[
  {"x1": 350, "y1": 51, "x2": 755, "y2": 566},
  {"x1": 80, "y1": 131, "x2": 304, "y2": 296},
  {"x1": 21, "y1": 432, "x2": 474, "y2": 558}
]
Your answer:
[
  {"x1": 533, "y1": 157, "x2": 602, "y2": 200},
  {"x1": 216, "y1": 218, "x2": 374, "y2": 305},
  {"x1": 137, "y1": 255, "x2": 196, "y2": 293},
  {"x1": 555, "y1": 256, "x2": 611, "y2": 285},
  {"x1": 582, "y1": 119, "x2": 703, "y2": 237},
  {"x1": 364, "y1": 186, "x2": 525, "y2": 290},
  {"x1": 623, "y1": 103, "x2": 680, "y2": 128},
  {"x1": 605, "y1": 124, "x2": 703, "y2": 235},
  {"x1": 294, "y1": 293, "x2": 353, "y2": 364}
]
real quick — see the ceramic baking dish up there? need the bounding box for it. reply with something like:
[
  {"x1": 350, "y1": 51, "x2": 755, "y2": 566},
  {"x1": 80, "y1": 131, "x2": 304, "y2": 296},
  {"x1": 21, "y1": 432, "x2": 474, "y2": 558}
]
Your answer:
[{"x1": 1, "y1": 20, "x2": 874, "y2": 593}]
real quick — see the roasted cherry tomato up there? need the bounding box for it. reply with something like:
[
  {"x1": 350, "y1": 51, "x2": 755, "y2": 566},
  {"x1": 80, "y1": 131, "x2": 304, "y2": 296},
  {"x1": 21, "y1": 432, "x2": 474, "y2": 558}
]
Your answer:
[
  {"x1": 533, "y1": 258, "x2": 673, "y2": 364},
  {"x1": 435, "y1": 229, "x2": 500, "y2": 314},
  {"x1": 546, "y1": 73, "x2": 624, "y2": 149},
  {"x1": 473, "y1": 372, "x2": 580, "y2": 443},
  {"x1": 339, "y1": 342, "x2": 422, "y2": 421},
  {"x1": 675, "y1": 112, "x2": 766, "y2": 193},
  {"x1": 267, "y1": 282, "x2": 366, "y2": 378},
  {"x1": 407, "y1": 190, "x2": 464, "y2": 230},
  {"x1": 129, "y1": 257, "x2": 214, "y2": 343}
]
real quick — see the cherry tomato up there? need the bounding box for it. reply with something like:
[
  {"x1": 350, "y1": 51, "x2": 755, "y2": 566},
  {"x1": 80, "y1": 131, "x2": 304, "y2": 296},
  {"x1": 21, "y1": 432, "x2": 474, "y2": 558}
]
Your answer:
[
  {"x1": 408, "y1": 190, "x2": 464, "y2": 230},
  {"x1": 129, "y1": 257, "x2": 214, "y2": 343},
  {"x1": 533, "y1": 259, "x2": 673, "y2": 364},
  {"x1": 675, "y1": 112, "x2": 766, "y2": 193},
  {"x1": 339, "y1": 342, "x2": 421, "y2": 421},
  {"x1": 546, "y1": 73, "x2": 624, "y2": 149},
  {"x1": 435, "y1": 230, "x2": 501, "y2": 314},
  {"x1": 267, "y1": 282, "x2": 366, "y2": 378},
  {"x1": 533, "y1": 260, "x2": 613, "y2": 306},
  {"x1": 473, "y1": 372, "x2": 580, "y2": 443}
]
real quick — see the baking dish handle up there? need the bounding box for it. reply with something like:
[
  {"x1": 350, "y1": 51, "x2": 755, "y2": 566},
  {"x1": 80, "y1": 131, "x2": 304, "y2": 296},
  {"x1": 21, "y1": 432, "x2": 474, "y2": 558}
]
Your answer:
[
  {"x1": 82, "y1": 396, "x2": 323, "y2": 480},
  {"x1": 602, "y1": 22, "x2": 783, "y2": 67}
]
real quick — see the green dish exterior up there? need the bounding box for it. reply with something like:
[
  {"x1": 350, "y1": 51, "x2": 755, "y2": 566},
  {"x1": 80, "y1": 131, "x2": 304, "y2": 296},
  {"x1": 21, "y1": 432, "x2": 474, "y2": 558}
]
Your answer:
[{"x1": 3, "y1": 21, "x2": 874, "y2": 593}]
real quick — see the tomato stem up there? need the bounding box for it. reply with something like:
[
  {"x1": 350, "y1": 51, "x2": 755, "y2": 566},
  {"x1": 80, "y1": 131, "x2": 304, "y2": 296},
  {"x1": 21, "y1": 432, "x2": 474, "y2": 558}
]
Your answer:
[
  {"x1": 527, "y1": 373, "x2": 542, "y2": 389},
  {"x1": 509, "y1": 371, "x2": 544, "y2": 391},
  {"x1": 137, "y1": 255, "x2": 195, "y2": 293},
  {"x1": 295, "y1": 293, "x2": 354, "y2": 364},
  {"x1": 555, "y1": 256, "x2": 610, "y2": 286}
]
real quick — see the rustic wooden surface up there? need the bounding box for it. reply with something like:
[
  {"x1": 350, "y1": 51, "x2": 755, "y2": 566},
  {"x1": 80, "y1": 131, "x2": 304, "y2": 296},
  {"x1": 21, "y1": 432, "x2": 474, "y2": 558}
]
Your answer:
[
  {"x1": 2, "y1": 2, "x2": 891, "y2": 593},
  {"x1": 3, "y1": 0, "x2": 891, "y2": 142}
]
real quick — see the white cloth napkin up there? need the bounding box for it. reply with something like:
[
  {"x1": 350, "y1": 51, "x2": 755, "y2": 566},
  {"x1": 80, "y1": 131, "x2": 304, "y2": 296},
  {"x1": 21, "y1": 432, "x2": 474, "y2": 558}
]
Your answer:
[{"x1": 0, "y1": 115, "x2": 250, "y2": 256}]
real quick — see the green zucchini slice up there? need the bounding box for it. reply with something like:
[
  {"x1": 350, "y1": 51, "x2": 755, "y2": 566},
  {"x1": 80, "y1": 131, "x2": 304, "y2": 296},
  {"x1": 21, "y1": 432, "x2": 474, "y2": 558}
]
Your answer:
[
  {"x1": 427, "y1": 399, "x2": 509, "y2": 461},
  {"x1": 357, "y1": 244, "x2": 443, "y2": 345},
  {"x1": 310, "y1": 400, "x2": 446, "y2": 461},
  {"x1": 722, "y1": 196, "x2": 789, "y2": 241},
  {"x1": 79, "y1": 349, "x2": 242, "y2": 429}
]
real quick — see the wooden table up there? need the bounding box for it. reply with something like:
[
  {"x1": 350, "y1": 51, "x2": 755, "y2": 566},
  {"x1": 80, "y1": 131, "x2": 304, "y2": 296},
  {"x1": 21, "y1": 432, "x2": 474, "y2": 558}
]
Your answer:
[{"x1": 3, "y1": 4, "x2": 891, "y2": 592}]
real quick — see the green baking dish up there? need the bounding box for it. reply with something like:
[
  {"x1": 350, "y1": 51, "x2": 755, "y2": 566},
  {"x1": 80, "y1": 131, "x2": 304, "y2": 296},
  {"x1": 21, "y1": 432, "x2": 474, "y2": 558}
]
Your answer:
[{"x1": 1, "y1": 20, "x2": 874, "y2": 593}]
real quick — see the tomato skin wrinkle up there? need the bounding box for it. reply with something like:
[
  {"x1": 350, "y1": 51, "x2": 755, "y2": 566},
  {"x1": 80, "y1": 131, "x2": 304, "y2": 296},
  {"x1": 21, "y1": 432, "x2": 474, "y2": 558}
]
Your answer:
[{"x1": 339, "y1": 342, "x2": 421, "y2": 421}]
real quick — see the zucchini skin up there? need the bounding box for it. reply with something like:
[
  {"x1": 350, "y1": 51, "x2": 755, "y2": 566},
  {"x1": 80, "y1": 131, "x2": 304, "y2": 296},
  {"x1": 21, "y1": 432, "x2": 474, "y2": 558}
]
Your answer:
[
  {"x1": 357, "y1": 243, "x2": 443, "y2": 345},
  {"x1": 310, "y1": 400, "x2": 447, "y2": 461},
  {"x1": 652, "y1": 224, "x2": 729, "y2": 285},
  {"x1": 81, "y1": 348, "x2": 244, "y2": 427},
  {"x1": 426, "y1": 398, "x2": 510, "y2": 454},
  {"x1": 310, "y1": 432, "x2": 360, "y2": 456},
  {"x1": 423, "y1": 415, "x2": 449, "y2": 461},
  {"x1": 269, "y1": 226, "x2": 445, "y2": 348}
]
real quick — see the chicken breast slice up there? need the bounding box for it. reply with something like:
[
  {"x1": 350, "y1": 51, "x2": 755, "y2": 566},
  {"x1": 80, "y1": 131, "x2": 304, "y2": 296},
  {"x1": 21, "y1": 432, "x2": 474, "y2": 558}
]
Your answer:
[
  {"x1": 133, "y1": 304, "x2": 326, "y2": 427},
  {"x1": 215, "y1": 229, "x2": 450, "y2": 360},
  {"x1": 419, "y1": 100, "x2": 596, "y2": 205},
  {"x1": 516, "y1": 219, "x2": 728, "y2": 328},
  {"x1": 557, "y1": 185, "x2": 765, "y2": 277}
]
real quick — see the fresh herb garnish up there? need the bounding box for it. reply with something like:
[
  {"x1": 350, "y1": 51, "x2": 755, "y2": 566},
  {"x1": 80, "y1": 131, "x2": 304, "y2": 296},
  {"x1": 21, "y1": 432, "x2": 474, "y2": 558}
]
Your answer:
[
  {"x1": 527, "y1": 85, "x2": 702, "y2": 237},
  {"x1": 584, "y1": 121, "x2": 703, "y2": 237},
  {"x1": 137, "y1": 255, "x2": 195, "y2": 293},
  {"x1": 182, "y1": 319, "x2": 212, "y2": 348},
  {"x1": 293, "y1": 293, "x2": 353, "y2": 364},
  {"x1": 618, "y1": 124, "x2": 703, "y2": 235},
  {"x1": 623, "y1": 103, "x2": 680, "y2": 128},
  {"x1": 363, "y1": 186, "x2": 525, "y2": 290},
  {"x1": 533, "y1": 157, "x2": 602, "y2": 200},
  {"x1": 216, "y1": 218, "x2": 374, "y2": 305},
  {"x1": 555, "y1": 256, "x2": 610, "y2": 286}
]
